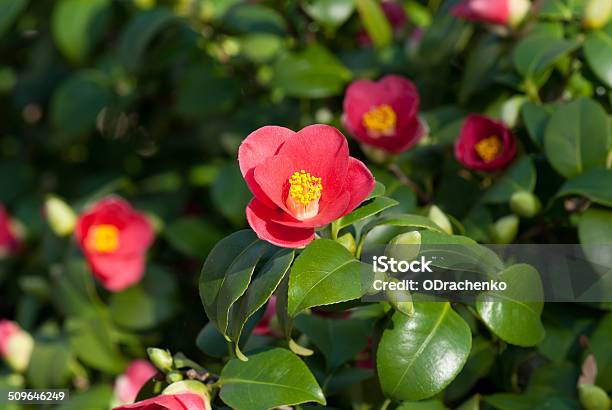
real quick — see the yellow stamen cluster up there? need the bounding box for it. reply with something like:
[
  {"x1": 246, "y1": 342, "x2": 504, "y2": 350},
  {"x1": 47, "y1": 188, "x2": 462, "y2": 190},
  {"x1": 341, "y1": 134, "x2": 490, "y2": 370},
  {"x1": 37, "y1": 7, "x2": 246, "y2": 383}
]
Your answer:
[
  {"x1": 362, "y1": 104, "x2": 397, "y2": 134},
  {"x1": 288, "y1": 170, "x2": 323, "y2": 206},
  {"x1": 86, "y1": 224, "x2": 120, "y2": 253},
  {"x1": 475, "y1": 136, "x2": 502, "y2": 163}
]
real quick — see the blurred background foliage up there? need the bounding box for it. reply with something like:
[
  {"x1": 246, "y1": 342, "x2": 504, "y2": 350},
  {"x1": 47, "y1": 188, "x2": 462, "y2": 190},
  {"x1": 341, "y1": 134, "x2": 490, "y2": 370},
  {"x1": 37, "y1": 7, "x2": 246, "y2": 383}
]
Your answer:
[{"x1": 0, "y1": 0, "x2": 612, "y2": 409}]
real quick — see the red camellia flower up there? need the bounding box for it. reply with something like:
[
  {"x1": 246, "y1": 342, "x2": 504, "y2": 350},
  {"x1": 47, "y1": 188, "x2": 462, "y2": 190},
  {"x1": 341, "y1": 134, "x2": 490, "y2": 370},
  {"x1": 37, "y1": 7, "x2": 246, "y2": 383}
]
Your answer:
[
  {"x1": 454, "y1": 114, "x2": 517, "y2": 172},
  {"x1": 239, "y1": 124, "x2": 375, "y2": 248},
  {"x1": 452, "y1": 0, "x2": 530, "y2": 27},
  {"x1": 76, "y1": 197, "x2": 154, "y2": 292},
  {"x1": 358, "y1": 0, "x2": 408, "y2": 46},
  {"x1": 342, "y1": 75, "x2": 425, "y2": 154},
  {"x1": 0, "y1": 205, "x2": 21, "y2": 258},
  {"x1": 113, "y1": 360, "x2": 157, "y2": 405},
  {"x1": 113, "y1": 393, "x2": 209, "y2": 410}
]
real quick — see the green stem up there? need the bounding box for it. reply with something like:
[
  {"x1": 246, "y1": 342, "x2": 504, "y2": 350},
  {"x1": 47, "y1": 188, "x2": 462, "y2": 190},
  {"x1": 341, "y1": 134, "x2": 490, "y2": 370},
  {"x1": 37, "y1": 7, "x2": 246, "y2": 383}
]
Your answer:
[{"x1": 380, "y1": 398, "x2": 392, "y2": 410}]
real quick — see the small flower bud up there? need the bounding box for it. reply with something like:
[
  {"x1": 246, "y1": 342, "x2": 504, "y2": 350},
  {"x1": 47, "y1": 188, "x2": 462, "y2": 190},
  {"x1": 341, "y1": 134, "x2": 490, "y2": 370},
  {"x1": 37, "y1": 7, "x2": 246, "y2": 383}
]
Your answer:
[
  {"x1": 147, "y1": 348, "x2": 173, "y2": 373},
  {"x1": 0, "y1": 321, "x2": 34, "y2": 373},
  {"x1": 336, "y1": 233, "x2": 356, "y2": 255},
  {"x1": 510, "y1": 191, "x2": 541, "y2": 218},
  {"x1": 584, "y1": 0, "x2": 612, "y2": 30},
  {"x1": 509, "y1": 0, "x2": 530, "y2": 28},
  {"x1": 385, "y1": 278, "x2": 414, "y2": 316},
  {"x1": 579, "y1": 384, "x2": 612, "y2": 410},
  {"x1": 163, "y1": 380, "x2": 211, "y2": 407},
  {"x1": 492, "y1": 215, "x2": 519, "y2": 244},
  {"x1": 386, "y1": 231, "x2": 421, "y2": 261},
  {"x1": 428, "y1": 205, "x2": 453, "y2": 235},
  {"x1": 44, "y1": 195, "x2": 77, "y2": 236}
]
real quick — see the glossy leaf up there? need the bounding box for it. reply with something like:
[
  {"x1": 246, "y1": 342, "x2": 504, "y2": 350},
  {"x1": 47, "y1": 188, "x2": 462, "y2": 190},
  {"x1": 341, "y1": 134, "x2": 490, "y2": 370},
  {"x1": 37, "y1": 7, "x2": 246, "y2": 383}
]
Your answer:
[
  {"x1": 52, "y1": 0, "x2": 109, "y2": 63},
  {"x1": 302, "y1": 0, "x2": 355, "y2": 29},
  {"x1": 556, "y1": 168, "x2": 612, "y2": 207},
  {"x1": 333, "y1": 196, "x2": 399, "y2": 234},
  {"x1": 219, "y1": 348, "x2": 326, "y2": 410},
  {"x1": 513, "y1": 34, "x2": 580, "y2": 79},
  {"x1": 476, "y1": 264, "x2": 545, "y2": 346},
  {"x1": 544, "y1": 98, "x2": 611, "y2": 178},
  {"x1": 590, "y1": 313, "x2": 612, "y2": 390},
  {"x1": 583, "y1": 22, "x2": 612, "y2": 88},
  {"x1": 484, "y1": 157, "x2": 536, "y2": 203},
  {"x1": 271, "y1": 45, "x2": 352, "y2": 98},
  {"x1": 294, "y1": 314, "x2": 371, "y2": 370},
  {"x1": 211, "y1": 163, "x2": 252, "y2": 227},
  {"x1": 288, "y1": 239, "x2": 373, "y2": 317},
  {"x1": 165, "y1": 218, "x2": 224, "y2": 259},
  {"x1": 227, "y1": 248, "x2": 294, "y2": 346},
  {"x1": 0, "y1": 0, "x2": 28, "y2": 37},
  {"x1": 377, "y1": 303, "x2": 472, "y2": 401},
  {"x1": 521, "y1": 102, "x2": 554, "y2": 147},
  {"x1": 355, "y1": 0, "x2": 392, "y2": 49},
  {"x1": 199, "y1": 230, "x2": 274, "y2": 337},
  {"x1": 118, "y1": 9, "x2": 177, "y2": 71}
]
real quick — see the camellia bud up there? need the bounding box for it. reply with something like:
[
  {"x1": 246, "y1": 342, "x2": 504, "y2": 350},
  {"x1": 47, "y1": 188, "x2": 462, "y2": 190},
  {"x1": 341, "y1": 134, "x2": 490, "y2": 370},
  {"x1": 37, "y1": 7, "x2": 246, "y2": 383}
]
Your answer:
[
  {"x1": 147, "y1": 348, "x2": 173, "y2": 373},
  {"x1": 584, "y1": 0, "x2": 612, "y2": 30},
  {"x1": 336, "y1": 233, "x2": 356, "y2": 255},
  {"x1": 492, "y1": 215, "x2": 519, "y2": 244},
  {"x1": 0, "y1": 320, "x2": 34, "y2": 373},
  {"x1": 428, "y1": 205, "x2": 453, "y2": 235},
  {"x1": 386, "y1": 231, "x2": 421, "y2": 262},
  {"x1": 163, "y1": 380, "x2": 211, "y2": 408},
  {"x1": 385, "y1": 278, "x2": 415, "y2": 316},
  {"x1": 44, "y1": 195, "x2": 77, "y2": 236},
  {"x1": 509, "y1": 0, "x2": 531, "y2": 28},
  {"x1": 510, "y1": 191, "x2": 541, "y2": 218},
  {"x1": 579, "y1": 384, "x2": 612, "y2": 410}
]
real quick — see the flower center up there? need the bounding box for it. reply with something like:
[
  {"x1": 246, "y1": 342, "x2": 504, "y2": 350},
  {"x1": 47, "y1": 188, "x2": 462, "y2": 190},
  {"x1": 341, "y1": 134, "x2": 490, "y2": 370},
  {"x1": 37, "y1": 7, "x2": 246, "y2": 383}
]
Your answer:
[
  {"x1": 362, "y1": 105, "x2": 397, "y2": 137},
  {"x1": 286, "y1": 170, "x2": 323, "y2": 221},
  {"x1": 86, "y1": 224, "x2": 120, "y2": 253},
  {"x1": 474, "y1": 136, "x2": 502, "y2": 163}
]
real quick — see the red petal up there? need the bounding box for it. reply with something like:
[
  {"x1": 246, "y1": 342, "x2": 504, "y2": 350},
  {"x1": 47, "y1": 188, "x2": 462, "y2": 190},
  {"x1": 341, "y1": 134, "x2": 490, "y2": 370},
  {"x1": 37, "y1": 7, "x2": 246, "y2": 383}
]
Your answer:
[
  {"x1": 88, "y1": 253, "x2": 146, "y2": 292},
  {"x1": 239, "y1": 126, "x2": 294, "y2": 208},
  {"x1": 246, "y1": 199, "x2": 314, "y2": 248},
  {"x1": 253, "y1": 156, "x2": 296, "y2": 213},
  {"x1": 112, "y1": 393, "x2": 206, "y2": 410},
  {"x1": 269, "y1": 191, "x2": 351, "y2": 228},
  {"x1": 344, "y1": 158, "x2": 376, "y2": 214}
]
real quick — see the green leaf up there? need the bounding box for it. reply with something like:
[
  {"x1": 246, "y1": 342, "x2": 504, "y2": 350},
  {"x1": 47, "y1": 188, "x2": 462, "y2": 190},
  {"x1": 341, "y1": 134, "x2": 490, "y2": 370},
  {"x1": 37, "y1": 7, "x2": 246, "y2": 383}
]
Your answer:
[
  {"x1": 222, "y1": 4, "x2": 287, "y2": 34},
  {"x1": 590, "y1": 313, "x2": 612, "y2": 390},
  {"x1": 544, "y1": 98, "x2": 611, "y2": 178},
  {"x1": 397, "y1": 400, "x2": 448, "y2": 410},
  {"x1": 50, "y1": 70, "x2": 113, "y2": 141},
  {"x1": 521, "y1": 102, "x2": 554, "y2": 147},
  {"x1": 110, "y1": 267, "x2": 179, "y2": 331},
  {"x1": 366, "y1": 181, "x2": 386, "y2": 200},
  {"x1": 56, "y1": 385, "x2": 113, "y2": 410},
  {"x1": 27, "y1": 341, "x2": 72, "y2": 389},
  {"x1": 513, "y1": 34, "x2": 581, "y2": 79},
  {"x1": 334, "y1": 196, "x2": 399, "y2": 233},
  {"x1": 199, "y1": 230, "x2": 274, "y2": 337},
  {"x1": 227, "y1": 249, "x2": 294, "y2": 346},
  {"x1": 460, "y1": 35, "x2": 504, "y2": 102},
  {"x1": 65, "y1": 310, "x2": 128, "y2": 374},
  {"x1": 556, "y1": 168, "x2": 612, "y2": 207},
  {"x1": 583, "y1": 22, "x2": 612, "y2": 88},
  {"x1": 239, "y1": 33, "x2": 283, "y2": 63},
  {"x1": 165, "y1": 218, "x2": 224, "y2": 259},
  {"x1": 294, "y1": 314, "x2": 371, "y2": 370},
  {"x1": 0, "y1": 0, "x2": 28, "y2": 38},
  {"x1": 288, "y1": 239, "x2": 373, "y2": 317},
  {"x1": 538, "y1": 0, "x2": 576, "y2": 20},
  {"x1": 119, "y1": 9, "x2": 177, "y2": 71},
  {"x1": 377, "y1": 303, "x2": 472, "y2": 401},
  {"x1": 483, "y1": 157, "x2": 537, "y2": 203},
  {"x1": 211, "y1": 163, "x2": 252, "y2": 227},
  {"x1": 302, "y1": 0, "x2": 355, "y2": 29},
  {"x1": 578, "y1": 209, "x2": 612, "y2": 269},
  {"x1": 362, "y1": 214, "x2": 446, "y2": 237},
  {"x1": 219, "y1": 348, "x2": 325, "y2": 410},
  {"x1": 271, "y1": 45, "x2": 352, "y2": 98},
  {"x1": 52, "y1": 0, "x2": 110, "y2": 63},
  {"x1": 476, "y1": 264, "x2": 545, "y2": 346},
  {"x1": 355, "y1": 0, "x2": 392, "y2": 48},
  {"x1": 445, "y1": 338, "x2": 496, "y2": 401}
]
